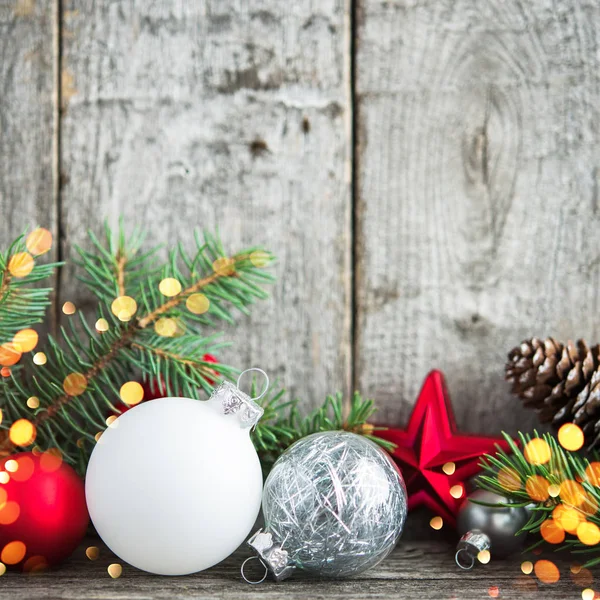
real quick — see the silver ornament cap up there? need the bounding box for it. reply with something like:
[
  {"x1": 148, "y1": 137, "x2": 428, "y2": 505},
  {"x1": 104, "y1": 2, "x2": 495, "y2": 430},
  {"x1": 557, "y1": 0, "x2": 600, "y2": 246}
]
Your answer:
[
  {"x1": 206, "y1": 368, "x2": 268, "y2": 429},
  {"x1": 455, "y1": 489, "x2": 530, "y2": 569},
  {"x1": 243, "y1": 530, "x2": 295, "y2": 583}
]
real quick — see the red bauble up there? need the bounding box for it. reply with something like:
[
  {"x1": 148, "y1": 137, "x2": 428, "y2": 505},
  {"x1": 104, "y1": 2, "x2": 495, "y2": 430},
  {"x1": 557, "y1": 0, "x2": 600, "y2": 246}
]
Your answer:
[
  {"x1": 0, "y1": 452, "x2": 88, "y2": 571},
  {"x1": 378, "y1": 370, "x2": 511, "y2": 527}
]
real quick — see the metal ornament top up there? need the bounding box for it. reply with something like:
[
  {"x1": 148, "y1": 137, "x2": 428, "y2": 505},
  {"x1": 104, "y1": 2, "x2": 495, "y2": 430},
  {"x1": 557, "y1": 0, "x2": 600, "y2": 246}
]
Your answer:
[{"x1": 207, "y1": 368, "x2": 268, "y2": 429}]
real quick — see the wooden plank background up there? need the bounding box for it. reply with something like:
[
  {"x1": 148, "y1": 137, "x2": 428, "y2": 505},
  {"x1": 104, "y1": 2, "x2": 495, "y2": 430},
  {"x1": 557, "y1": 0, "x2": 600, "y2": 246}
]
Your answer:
[{"x1": 2, "y1": 0, "x2": 600, "y2": 433}]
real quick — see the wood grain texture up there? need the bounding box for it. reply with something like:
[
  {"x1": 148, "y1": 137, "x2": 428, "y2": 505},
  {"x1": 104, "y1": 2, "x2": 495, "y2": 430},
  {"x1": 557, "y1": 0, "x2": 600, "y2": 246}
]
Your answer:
[
  {"x1": 0, "y1": 0, "x2": 58, "y2": 268},
  {"x1": 355, "y1": 0, "x2": 600, "y2": 433},
  {"x1": 58, "y1": 1, "x2": 352, "y2": 407},
  {"x1": 0, "y1": 535, "x2": 584, "y2": 599}
]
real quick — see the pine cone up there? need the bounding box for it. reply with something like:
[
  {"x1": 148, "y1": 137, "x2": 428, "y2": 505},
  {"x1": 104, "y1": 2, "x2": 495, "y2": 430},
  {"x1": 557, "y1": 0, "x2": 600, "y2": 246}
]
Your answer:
[{"x1": 506, "y1": 338, "x2": 600, "y2": 449}]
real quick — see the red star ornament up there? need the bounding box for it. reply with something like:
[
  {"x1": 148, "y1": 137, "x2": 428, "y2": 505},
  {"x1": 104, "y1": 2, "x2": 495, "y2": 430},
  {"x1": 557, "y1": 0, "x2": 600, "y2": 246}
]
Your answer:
[{"x1": 378, "y1": 370, "x2": 510, "y2": 527}]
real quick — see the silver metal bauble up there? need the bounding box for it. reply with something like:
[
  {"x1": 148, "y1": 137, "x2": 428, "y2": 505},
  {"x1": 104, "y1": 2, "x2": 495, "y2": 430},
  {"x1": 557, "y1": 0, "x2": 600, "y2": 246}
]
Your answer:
[
  {"x1": 243, "y1": 431, "x2": 407, "y2": 582},
  {"x1": 455, "y1": 489, "x2": 530, "y2": 569}
]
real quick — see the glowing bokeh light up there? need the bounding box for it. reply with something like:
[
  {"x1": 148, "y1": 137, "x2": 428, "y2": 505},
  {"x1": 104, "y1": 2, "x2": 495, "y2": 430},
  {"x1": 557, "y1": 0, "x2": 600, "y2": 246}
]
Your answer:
[
  {"x1": 154, "y1": 317, "x2": 177, "y2": 337},
  {"x1": 478, "y1": 550, "x2": 491, "y2": 564},
  {"x1": 548, "y1": 484, "x2": 561, "y2": 498},
  {"x1": 577, "y1": 522, "x2": 600, "y2": 546},
  {"x1": 111, "y1": 296, "x2": 137, "y2": 321},
  {"x1": 4, "y1": 460, "x2": 18, "y2": 473},
  {"x1": 534, "y1": 559, "x2": 560, "y2": 584},
  {"x1": 521, "y1": 561, "x2": 533, "y2": 575},
  {"x1": 26, "y1": 228, "x2": 52, "y2": 256},
  {"x1": 450, "y1": 485, "x2": 464, "y2": 499},
  {"x1": 86, "y1": 546, "x2": 100, "y2": 560},
  {"x1": 558, "y1": 423, "x2": 585, "y2": 451},
  {"x1": 9, "y1": 419, "x2": 36, "y2": 446},
  {"x1": 33, "y1": 352, "x2": 47, "y2": 366},
  {"x1": 158, "y1": 278, "x2": 182, "y2": 297},
  {"x1": 540, "y1": 518, "x2": 565, "y2": 544},
  {"x1": 12, "y1": 329, "x2": 38, "y2": 353},
  {"x1": 560, "y1": 479, "x2": 586, "y2": 507},
  {"x1": 120, "y1": 381, "x2": 144, "y2": 406},
  {"x1": 526, "y1": 474, "x2": 551, "y2": 501},
  {"x1": 186, "y1": 293, "x2": 210, "y2": 315},
  {"x1": 212, "y1": 257, "x2": 235, "y2": 276},
  {"x1": 62, "y1": 301, "x2": 76, "y2": 315},
  {"x1": 95, "y1": 318, "x2": 109, "y2": 332},
  {"x1": 430, "y1": 516, "x2": 443, "y2": 530},
  {"x1": 0, "y1": 343, "x2": 22, "y2": 367},
  {"x1": 553, "y1": 505, "x2": 583, "y2": 534},
  {"x1": 524, "y1": 438, "x2": 552, "y2": 465},
  {"x1": 585, "y1": 462, "x2": 600, "y2": 486},
  {"x1": 108, "y1": 563, "x2": 122, "y2": 578},
  {"x1": 1, "y1": 541, "x2": 26, "y2": 565},
  {"x1": 0, "y1": 502, "x2": 19, "y2": 525},
  {"x1": 63, "y1": 373, "x2": 87, "y2": 396},
  {"x1": 249, "y1": 250, "x2": 270, "y2": 267},
  {"x1": 40, "y1": 449, "x2": 62, "y2": 473},
  {"x1": 442, "y1": 462, "x2": 455, "y2": 475},
  {"x1": 26, "y1": 396, "x2": 39, "y2": 409},
  {"x1": 10, "y1": 456, "x2": 34, "y2": 482},
  {"x1": 8, "y1": 253, "x2": 34, "y2": 278}
]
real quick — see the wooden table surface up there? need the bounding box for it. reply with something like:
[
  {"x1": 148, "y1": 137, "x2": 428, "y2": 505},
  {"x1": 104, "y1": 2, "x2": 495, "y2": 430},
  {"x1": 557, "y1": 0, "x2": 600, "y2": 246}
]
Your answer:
[{"x1": 0, "y1": 536, "x2": 592, "y2": 600}]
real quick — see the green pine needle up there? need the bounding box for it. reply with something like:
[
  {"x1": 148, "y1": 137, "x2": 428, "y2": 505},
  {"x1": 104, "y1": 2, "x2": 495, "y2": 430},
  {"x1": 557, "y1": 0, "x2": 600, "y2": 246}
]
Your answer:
[{"x1": 478, "y1": 430, "x2": 600, "y2": 565}]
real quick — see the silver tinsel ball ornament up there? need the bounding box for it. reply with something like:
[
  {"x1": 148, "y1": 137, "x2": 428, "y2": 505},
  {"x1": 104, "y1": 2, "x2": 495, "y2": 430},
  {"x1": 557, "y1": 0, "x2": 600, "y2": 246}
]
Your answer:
[
  {"x1": 242, "y1": 431, "x2": 407, "y2": 583},
  {"x1": 455, "y1": 489, "x2": 530, "y2": 569}
]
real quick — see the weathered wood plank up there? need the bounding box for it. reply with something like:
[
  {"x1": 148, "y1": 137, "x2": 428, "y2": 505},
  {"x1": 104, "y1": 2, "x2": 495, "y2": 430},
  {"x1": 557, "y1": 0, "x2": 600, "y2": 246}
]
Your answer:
[
  {"x1": 58, "y1": 1, "x2": 352, "y2": 407},
  {"x1": 0, "y1": 536, "x2": 582, "y2": 599},
  {"x1": 355, "y1": 0, "x2": 600, "y2": 434},
  {"x1": 0, "y1": 0, "x2": 58, "y2": 293}
]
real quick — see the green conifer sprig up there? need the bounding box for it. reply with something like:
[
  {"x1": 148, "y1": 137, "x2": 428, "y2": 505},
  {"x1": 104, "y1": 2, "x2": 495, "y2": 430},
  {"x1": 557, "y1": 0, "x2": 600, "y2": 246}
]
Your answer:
[
  {"x1": 253, "y1": 384, "x2": 395, "y2": 470},
  {"x1": 0, "y1": 225, "x2": 275, "y2": 466},
  {"x1": 0, "y1": 234, "x2": 61, "y2": 340},
  {"x1": 478, "y1": 431, "x2": 600, "y2": 565}
]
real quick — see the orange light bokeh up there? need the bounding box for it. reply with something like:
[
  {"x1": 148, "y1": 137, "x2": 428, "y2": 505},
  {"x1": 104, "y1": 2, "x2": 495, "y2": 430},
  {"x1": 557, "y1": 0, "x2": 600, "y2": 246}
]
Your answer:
[
  {"x1": 26, "y1": 228, "x2": 52, "y2": 256},
  {"x1": 1, "y1": 541, "x2": 26, "y2": 565},
  {"x1": 540, "y1": 519, "x2": 565, "y2": 544},
  {"x1": 526, "y1": 474, "x2": 551, "y2": 501},
  {"x1": 12, "y1": 329, "x2": 38, "y2": 353},
  {"x1": 534, "y1": 559, "x2": 560, "y2": 584},
  {"x1": 9, "y1": 419, "x2": 37, "y2": 446},
  {"x1": 524, "y1": 438, "x2": 552, "y2": 465}
]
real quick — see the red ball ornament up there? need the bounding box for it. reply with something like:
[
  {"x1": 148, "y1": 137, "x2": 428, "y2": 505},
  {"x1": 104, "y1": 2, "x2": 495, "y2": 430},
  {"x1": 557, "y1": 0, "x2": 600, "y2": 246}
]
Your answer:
[{"x1": 0, "y1": 452, "x2": 88, "y2": 571}]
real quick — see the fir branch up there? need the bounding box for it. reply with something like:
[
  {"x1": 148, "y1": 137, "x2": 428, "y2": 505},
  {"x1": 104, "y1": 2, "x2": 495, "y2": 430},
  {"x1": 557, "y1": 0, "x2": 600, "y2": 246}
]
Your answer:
[
  {"x1": 0, "y1": 234, "x2": 61, "y2": 341},
  {"x1": 0, "y1": 226, "x2": 275, "y2": 462},
  {"x1": 478, "y1": 431, "x2": 600, "y2": 565},
  {"x1": 253, "y1": 386, "x2": 395, "y2": 470}
]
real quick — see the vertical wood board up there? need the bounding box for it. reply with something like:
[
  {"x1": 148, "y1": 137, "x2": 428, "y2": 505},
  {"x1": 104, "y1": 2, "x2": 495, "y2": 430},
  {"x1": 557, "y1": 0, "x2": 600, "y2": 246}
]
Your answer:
[
  {"x1": 355, "y1": 0, "x2": 600, "y2": 433},
  {"x1": 59, "y1": 1, "x2": 353, "y2": 407}
]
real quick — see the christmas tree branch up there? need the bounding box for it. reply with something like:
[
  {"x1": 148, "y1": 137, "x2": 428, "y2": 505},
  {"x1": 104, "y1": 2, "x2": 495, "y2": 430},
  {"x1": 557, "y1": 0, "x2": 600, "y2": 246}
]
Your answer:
[
  {"x1": 253, "y1": 386, "x2": 396, "y2": 470},
  {"x1": 477, "y1": 431, "x2": 600, "y2": 565},
  {"x1": 0, "y1": 226, "x2": 275, "y2": 464},
  {"x1": 0, "y1": 232, "x2": 61, "y2": 341}
]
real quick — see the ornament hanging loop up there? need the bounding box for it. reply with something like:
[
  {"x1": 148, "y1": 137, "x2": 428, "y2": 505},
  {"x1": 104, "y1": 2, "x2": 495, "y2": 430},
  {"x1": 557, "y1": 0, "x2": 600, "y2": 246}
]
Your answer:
[
  {"x1": 455, "y1": 548, "x2": 475, "y2": 570},
  {"x1": 240, "y1": 556, "x2": 268, "y2": 585},
  {"x1": 237, "y1": 368, "x2": 269, "y2": 401}
]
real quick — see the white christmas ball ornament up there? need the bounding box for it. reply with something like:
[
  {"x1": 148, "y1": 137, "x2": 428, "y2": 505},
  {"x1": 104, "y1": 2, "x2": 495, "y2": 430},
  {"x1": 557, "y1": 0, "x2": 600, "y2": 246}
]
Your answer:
[{"x1": 85, "y1": 375, "x2": 266, "y2": 575}]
